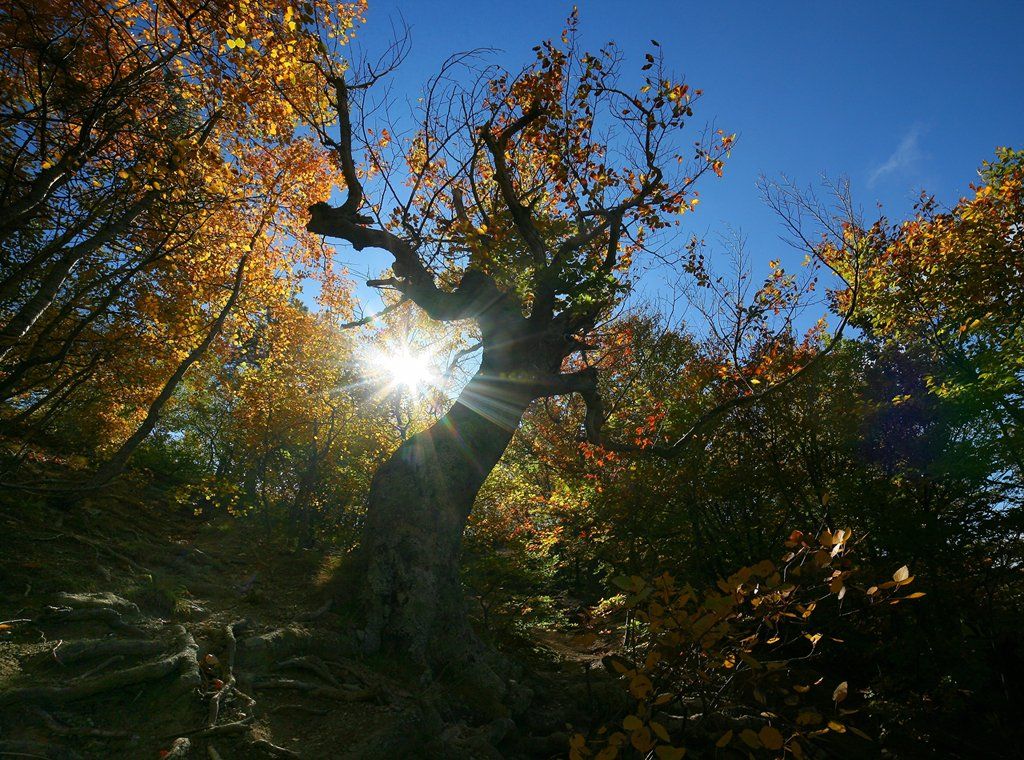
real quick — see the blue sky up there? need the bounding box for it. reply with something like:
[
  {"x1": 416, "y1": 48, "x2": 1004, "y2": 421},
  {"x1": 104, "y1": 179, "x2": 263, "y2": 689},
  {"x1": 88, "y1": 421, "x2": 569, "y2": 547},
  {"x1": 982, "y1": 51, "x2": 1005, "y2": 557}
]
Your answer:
[{"x1": 329, "y1": 0, "x2": 1024, "y2": 316}]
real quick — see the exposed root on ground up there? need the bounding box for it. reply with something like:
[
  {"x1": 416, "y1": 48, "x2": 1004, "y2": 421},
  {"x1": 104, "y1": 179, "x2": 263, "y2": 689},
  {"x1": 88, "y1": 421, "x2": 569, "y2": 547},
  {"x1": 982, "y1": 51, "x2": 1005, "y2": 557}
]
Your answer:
[
  {"x1": 250, "y1": 737, "x2": 301, "y2": 758},
  {"x1": 30, "y1": 707, "x2": 131, "y2": 738},
  {"x1": 0, "y1": 489, "x2": 624, "y2": 759},
  {"x1": 0, "y1": 619, "x2": 198, "y2": 707},
  {"x1": 295, "y1": 599, "x2": 332, "y2": 622},
  {"x1": 52, "y1": 637, "x2": 165, "y2": 665},
  {"x1": 251, "y1": 677, "x2": 374, "y2": 702},
  {"x1": 206, "y1": 620, "x2": 241, "y2": 728}
]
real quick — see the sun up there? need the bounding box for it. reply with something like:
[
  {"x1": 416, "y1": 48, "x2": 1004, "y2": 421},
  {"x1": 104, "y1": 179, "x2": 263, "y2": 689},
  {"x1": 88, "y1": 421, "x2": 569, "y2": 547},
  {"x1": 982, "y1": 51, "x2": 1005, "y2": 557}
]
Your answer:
[{"x1": 375, "y1": 348, "x2": 435, "y2": 392}]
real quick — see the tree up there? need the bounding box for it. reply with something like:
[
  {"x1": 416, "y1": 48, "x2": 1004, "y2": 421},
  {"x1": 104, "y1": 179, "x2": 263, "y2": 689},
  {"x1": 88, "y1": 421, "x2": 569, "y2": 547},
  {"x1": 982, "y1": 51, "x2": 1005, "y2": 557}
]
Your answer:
[
  {"x1": 0, "y1": 0, "x2": 360, "y2": 474},
  {"x1": 300, "y1": 14, "x2": 736, "y2": 661},
  {"x1": 852, "y1": 147, "x2": 1024, "y2": 491}
]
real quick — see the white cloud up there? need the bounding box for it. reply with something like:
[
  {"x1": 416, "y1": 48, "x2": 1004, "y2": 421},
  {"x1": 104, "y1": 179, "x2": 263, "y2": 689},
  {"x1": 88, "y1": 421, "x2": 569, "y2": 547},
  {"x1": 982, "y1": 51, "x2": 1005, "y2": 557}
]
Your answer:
[{"x1": 868, "y1": 125, "x2": 925, "y2": 187}]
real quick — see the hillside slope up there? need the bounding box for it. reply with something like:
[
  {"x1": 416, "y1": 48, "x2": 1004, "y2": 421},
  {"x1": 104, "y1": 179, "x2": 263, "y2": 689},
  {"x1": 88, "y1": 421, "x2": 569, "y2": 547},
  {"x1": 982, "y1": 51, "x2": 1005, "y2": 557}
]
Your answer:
[{"x1": 0, "y1": 465, "x2": 610, "y2": 759}]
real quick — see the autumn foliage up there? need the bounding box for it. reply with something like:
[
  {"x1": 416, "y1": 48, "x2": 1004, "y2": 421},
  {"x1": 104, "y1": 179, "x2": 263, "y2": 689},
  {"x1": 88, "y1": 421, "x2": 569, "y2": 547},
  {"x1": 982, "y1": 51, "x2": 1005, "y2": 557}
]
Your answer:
[{"x1": 1, "y1": 2, "x2": 1022, "y2": 757}]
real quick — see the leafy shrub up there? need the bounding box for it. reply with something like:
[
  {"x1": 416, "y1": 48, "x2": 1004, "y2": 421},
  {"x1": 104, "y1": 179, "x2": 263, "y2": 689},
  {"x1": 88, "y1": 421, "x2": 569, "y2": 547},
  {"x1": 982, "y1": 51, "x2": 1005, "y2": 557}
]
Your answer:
[{"x1": 572, "y1": 529, "x2": 921, "y2": 758}]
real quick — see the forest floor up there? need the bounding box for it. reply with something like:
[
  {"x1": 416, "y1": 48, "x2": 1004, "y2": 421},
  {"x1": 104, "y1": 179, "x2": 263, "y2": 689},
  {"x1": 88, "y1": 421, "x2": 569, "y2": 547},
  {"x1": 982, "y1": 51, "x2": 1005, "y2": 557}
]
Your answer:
[{"x1": 0, "y1": 464, "x2": 624, "y2": 759}]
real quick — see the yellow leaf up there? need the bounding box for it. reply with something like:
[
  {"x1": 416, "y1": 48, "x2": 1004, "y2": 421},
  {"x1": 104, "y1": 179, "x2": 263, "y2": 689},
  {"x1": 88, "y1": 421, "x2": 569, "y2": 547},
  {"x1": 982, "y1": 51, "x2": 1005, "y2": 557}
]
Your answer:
[
  {"x1": 622, "y1": 715, "x2": 643, "y2": 731},
  {"x1": 739, "y1": 728, "x2": 761, "y2": 748},
  {"x1": 904, "y1": 592, "x2": 926, "y2": 599},
  {"x1": 655, "y1": 747, "x2": 686, "y2": 760},
  {"x1": 759, "y1": 725, "x2": 784, "y2": 751},
  {"x1": 630, "y1": 727, "x2": 652, "y2": 752},
  {"x1": 629, "y1": 674, "x2": 653, "y2": 699},
  {"x1": 650, "y1": 721, "x2": 670, "y2": 742},
  {"x1": 796, "y1": 710, "x2": 822, "y2": 726},
  {"x1": 893, "y1": 565, "x2": 910, "y2": 583},
  {"x1": 828, "y1": 720, "x2": 847, "y2": 733},
  {"x1": 715, "y1": 729, "x2": 733, "y2": 748}
]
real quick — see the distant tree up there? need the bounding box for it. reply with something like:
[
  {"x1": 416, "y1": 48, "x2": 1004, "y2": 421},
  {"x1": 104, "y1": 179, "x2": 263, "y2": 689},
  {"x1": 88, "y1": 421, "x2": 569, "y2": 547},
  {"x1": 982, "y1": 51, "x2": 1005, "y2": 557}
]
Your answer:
[{"x1": 852, "y1": 147, "x2": 1024, "y2": 490}]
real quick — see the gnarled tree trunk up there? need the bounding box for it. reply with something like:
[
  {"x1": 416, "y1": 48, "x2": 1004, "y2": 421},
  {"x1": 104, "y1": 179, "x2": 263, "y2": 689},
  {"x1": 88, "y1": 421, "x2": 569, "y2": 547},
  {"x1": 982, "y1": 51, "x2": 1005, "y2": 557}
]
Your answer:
[{"x1": 357, "y1": 370, "x2": 534, "y2": 663}]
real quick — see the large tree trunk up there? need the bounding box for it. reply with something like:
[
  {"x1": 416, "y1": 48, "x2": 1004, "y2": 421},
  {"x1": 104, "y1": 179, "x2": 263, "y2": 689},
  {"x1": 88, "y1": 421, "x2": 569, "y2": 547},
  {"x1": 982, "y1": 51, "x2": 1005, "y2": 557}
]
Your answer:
[{"x1": 357, "y1": 370, "x2": 533, "y2": 663}]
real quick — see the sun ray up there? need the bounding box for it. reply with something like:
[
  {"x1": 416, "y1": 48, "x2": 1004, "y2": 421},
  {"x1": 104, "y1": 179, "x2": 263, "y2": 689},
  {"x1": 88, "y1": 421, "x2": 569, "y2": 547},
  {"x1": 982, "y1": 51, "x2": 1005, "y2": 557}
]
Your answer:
[{"x1": 365, "y1": 343, "x2": 438, "y2": 395}]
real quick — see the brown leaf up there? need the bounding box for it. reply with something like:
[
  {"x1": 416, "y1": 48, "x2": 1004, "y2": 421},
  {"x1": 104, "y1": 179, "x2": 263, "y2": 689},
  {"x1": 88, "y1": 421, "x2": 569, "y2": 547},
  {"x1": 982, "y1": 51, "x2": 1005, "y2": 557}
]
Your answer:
[
  {"x1": 833, "y1": 681, "x2": 849, "y2": 703},
  {"x1": 759, "y1": 725, "x2": 785, "y2": 750}
]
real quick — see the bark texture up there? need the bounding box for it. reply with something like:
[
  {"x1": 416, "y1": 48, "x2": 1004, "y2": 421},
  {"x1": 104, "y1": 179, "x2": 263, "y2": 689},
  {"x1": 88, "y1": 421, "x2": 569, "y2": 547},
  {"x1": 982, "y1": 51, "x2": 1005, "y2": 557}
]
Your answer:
[{"x1": 358, "y1": 372, "x2": 533, "y2": 663}]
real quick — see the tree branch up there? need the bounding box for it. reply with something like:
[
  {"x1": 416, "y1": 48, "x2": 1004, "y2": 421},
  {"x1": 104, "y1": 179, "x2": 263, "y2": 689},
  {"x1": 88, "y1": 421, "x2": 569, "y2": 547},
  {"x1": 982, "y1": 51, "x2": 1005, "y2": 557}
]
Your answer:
[{"x1": 481, "y1": 104, "x2": 548, "y2": 265}]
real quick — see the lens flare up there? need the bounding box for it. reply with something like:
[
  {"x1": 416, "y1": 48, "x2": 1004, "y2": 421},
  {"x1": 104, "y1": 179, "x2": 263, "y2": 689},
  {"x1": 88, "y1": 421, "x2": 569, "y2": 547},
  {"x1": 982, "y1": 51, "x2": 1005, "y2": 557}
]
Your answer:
[{"x1": 375, "y1": 348, "x2": 434, "y2": 391}]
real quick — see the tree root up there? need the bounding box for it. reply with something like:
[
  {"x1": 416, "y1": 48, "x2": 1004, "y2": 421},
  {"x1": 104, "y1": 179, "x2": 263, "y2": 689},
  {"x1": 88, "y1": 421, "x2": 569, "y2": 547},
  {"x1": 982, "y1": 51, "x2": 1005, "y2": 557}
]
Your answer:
[
  {"x1": 77, "y1": 654, "x2": 124, "y2": 679},
  {"x1": 0, "y1": 626, "x2": 197, "y2": 707},
  {"x1": 237, "y1": 626, "x2": 355, "y2": 671},
  {"x1": 277, "y1": 655, "x2": 340, "y2": 687},
  {"x1": 252, "y1": 677, "x2": 373, "y2": 702},
  {"x1": 52, "y1": 592, "x2": 139, "y2": 617},
  {"x1": 296, "y1": 599, "x2": 332, "y2": 622},
  {"x1": 250, "y1": 738, "x2": 300, "y2": 758},
  {"x1": 54, "y1": 637, "x2": 164, "y2": 665},
  {"x1": 193, "y1": 717, "x2": 256, "y2": 738},
  {"x1": 0, "y1": 740, "x2": 82, "y2": 760},
  {"x1": 41, "y1": 605, "x2": 145, "y2": 637},
  {"x1": 0, "y1": 618, "x2": 32, "y2": 626},
  {"x1": 28, "y1": 707, "x2": 130, "y2": 739},
  {"x1": 207, "y1": 620, "x2": 241, "y2": 727}
]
